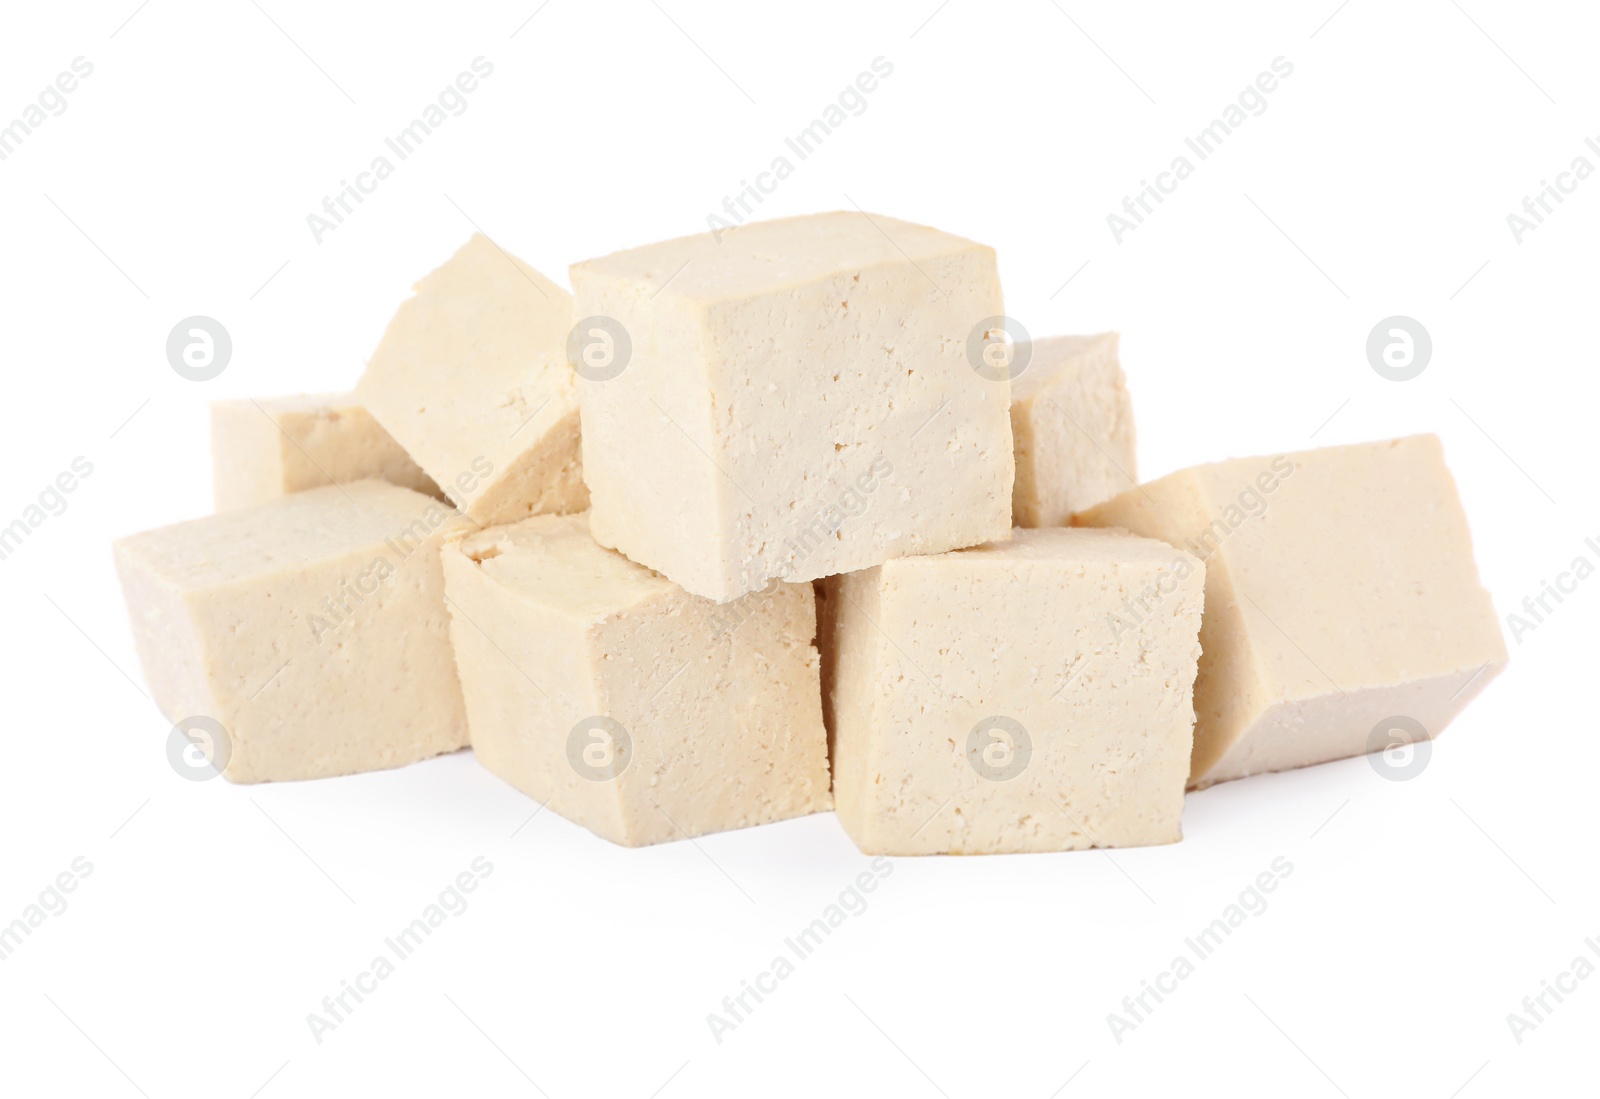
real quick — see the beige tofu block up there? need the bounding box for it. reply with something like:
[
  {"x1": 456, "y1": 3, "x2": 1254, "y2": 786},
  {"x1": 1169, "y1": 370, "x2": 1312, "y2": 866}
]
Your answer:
[
  {"x1": 1010, "y1": 332, "x2": 1137, "y2": 526},
  {"x1": 442, "y1": 514, "x2": 831, "y2": 846},
  {"x1": 211, "y1": 392, "x2": 442, "y2": 512},
  {"x1": 356, "y1": 234, "x2": 588, "y2": 526},
  {"x1": 114, "y1": 481, "x2": 471, "y2": 783},
  {"x1": 1073, "y1": 434, "x2": 1507, "y2": 788},
  {"x1": 821, "y1": 527, "x2": 1204, "y2": 856},
  {"x1": 570, "y1": 211, "x2": 1014, "y2": 603}
]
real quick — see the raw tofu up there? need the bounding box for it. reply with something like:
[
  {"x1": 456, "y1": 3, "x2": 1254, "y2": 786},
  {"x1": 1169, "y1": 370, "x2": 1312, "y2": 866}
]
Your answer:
[
  {"x1": 570, "y1": 211, "x2": 1014, "y2": 603},
  {"x1": 821, "y1": 527, "x2": 1204, "y2": 855},
  {"x1": 114, "y1": 481, "x2": 471, "y2": 782},
  {"x1": 441, "y1": 514, "x2": 831, "y2": 847},
  {"x1": 1073, "y1": 434, "x2": 1507, "y2": 787},
  {"x1": 1010, "y1": 332, "x2": 1136, "y2": 525},
  {"x1": 211, "y1": 392, "x2": 441, "y2": 512},
  {"x1": 356, "y1": 234, "x2": 588, "y2": 526}
]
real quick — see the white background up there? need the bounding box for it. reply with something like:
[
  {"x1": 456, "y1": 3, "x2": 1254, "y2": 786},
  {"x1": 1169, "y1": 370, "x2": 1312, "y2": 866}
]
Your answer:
[{"x1": 1, "y1": 1, "x2": 1595, "y2": 1096}]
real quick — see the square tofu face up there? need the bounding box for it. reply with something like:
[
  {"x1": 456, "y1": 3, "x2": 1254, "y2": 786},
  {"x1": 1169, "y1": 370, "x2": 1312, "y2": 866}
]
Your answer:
[
  {"x1": 441, "y1": 514, "x2": 831, "y2": 846},
  {"x1": 1074, "y1": 434, "x2": 1508, "y2": 787},
  {"x1": 356, "y1": 234, "x2": 588, "y2": 526},
  {"x1": 114, "y1": 482, "x2": 471, "y2": 783},
  {"x1": 569, "y1": 211, "x2": 1015, "y2": 603},
  {"x1": 211, "y1": 392, "x2": 442, "y2": 512},
  {"x1": 1010, "y1": 332, "x2": 1137, "y2": 526},
  {"x1": 821, "y1": 527, "x2": 1204, "y2": 856}
]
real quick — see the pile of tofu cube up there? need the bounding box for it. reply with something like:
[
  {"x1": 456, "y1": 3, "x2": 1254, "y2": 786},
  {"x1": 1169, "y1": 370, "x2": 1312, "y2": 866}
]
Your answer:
[{"x1": 115, "y1": 214, "x2": 1508, "y2": 855}]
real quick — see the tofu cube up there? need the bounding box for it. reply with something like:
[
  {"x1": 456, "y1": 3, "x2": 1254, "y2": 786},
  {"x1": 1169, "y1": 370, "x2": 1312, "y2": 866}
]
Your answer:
[
  {"x1": 569, "y1": 211, "x2": 1014, "y2": 603},
  {"x1": 211, "y1": 392, "x2": 441, "y2": 512},
  {"x1": 1010, "y1": 332, "x2": 1137, "y2": 526},
  {"x1": 114, "y1": 481, "x2": 471, "y2": 782},
  {"x1": 356, "y1": 234, "x2": 588, "y2": 526},
  {"x1": 1073, "y1": 434, "x2": 1508, "y2": 787},
  {"x1": 821, "y1": 527, "x2": 1204, "y2": 855},
  {"x1": 441, "y1": 514, "x2": 831, "y2": 846}
]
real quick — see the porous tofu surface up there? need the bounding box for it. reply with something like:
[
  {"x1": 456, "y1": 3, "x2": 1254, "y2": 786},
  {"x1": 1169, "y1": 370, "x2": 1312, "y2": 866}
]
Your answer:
[
  {"x1": 571, "y1": 211, "x2": 1014, "y2": 602},
  {"x1": 114, "y1": 481, "x2": 470, "y2": 782},
  {"x1": 823, "y1": 526, "x2": 1204, "y2": 855},
  {"x1": 442, "y1": 514, "x2": 831, "y2": 846},
  {"x1": 356, "y1": 234, "x2": 587, "y2": 525},
  {"x1": 1074, "y1": 434, "x2": 1507, "y2": 786}
]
